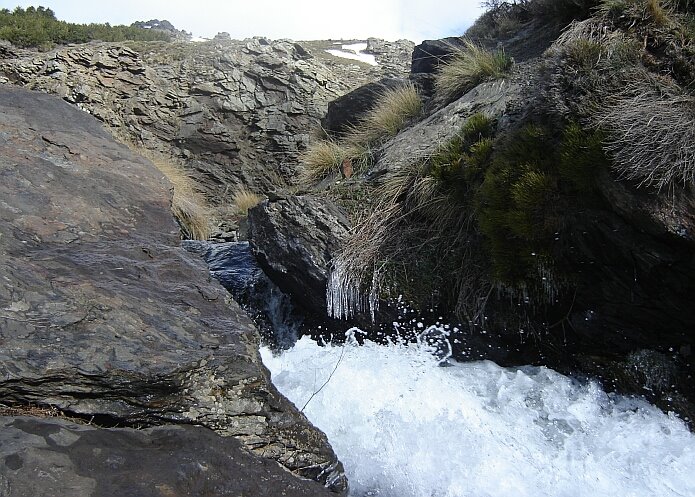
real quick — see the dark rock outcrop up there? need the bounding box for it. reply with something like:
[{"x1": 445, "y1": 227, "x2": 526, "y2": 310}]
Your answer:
[
  {"x1": 0, "y1": 85, "x2": 346, "y2": 492},
  {"x1": 411, "y1": 37, "x2": 465, "y2": 74},
  {"x1": 248, "y1": 196, "x2": 350, "y2": 316},
  {"x1": 0, "y1": 416, "x2": 334, "y2": 497},
  {"x1": 321, "y1": 77, "x2": 406, "y2": 136}
]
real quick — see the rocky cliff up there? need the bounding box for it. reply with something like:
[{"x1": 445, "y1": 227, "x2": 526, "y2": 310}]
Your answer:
[
  {"x1": 0, "y1": 37, "x2": 412, "y2": 204},
  {"x1": 0, "y1": 85, "x2": 345, "y2": 495}
]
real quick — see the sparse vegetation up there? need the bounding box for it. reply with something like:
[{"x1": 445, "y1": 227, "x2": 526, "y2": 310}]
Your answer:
[
  {"x1": 300, "y1": 83, "x2": 420, "y2": 185},
  {"x1": 0, "y1": 6, "x2": 170, "y2": 49},
  {"x1": 598, "y1": 85, "x2": 695, "y2": 188},
  {"x1": 434, "y1": 40, "x2": 512, "y2": 101},
  {"x1": 344, "y1": 82, "x2": 423, "y2": 144},
  {"x1": 232, "y1": 187, "x2": 264, "y2": 215}
]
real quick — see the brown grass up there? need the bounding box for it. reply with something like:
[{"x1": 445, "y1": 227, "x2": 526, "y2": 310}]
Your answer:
[
  {"x1": 232, "y1": 187, "x2": 263, "y2": 214},
  {"x1": 434, "y1": 39, "x2": 512, "y2": 101},
  {"x1": 147, "y1": 155, "x2": 212, "y2": 240},
  {"x1": 120, "y1": 141, "x2": 212, "y2": 240},
  {"x1": 598, "y1": 82, "x2": 695, "y2": 188},
  {"x1": 345, "y1": 82, "x2": 422, "y2": 145}
]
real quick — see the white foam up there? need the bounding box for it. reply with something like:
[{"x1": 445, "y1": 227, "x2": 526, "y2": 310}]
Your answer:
[{"x1": 262, "y1": 335, "x2": 695, "y2": 497}]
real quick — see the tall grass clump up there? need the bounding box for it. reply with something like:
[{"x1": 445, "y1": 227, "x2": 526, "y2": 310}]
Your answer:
[
  {"x1": 123, "y1": 143, "x2": 211, "y2": 240},
  {"x1": 232, "y1": 187, "x2": 263, "y2": 215},
  {"x1": 598, "y1": 84, "x2": 695, "y2": 188},
  {"x1": 345, "y1": 82, "x2": 422, "y2": 145},
  {"x1": 301, "y1": 83, "x2": 421, "y2": 184},
  {"x1": 299, "y1": 140, "x2": 368, "y2": 182},
  {"x1": 434, "y1": 40, "x2": 512, "y2": 101}
]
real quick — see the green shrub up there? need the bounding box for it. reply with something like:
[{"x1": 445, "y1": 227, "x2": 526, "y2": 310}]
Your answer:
[{"x1": 434, "y1": 40, "x2": 512, "y2": 101}]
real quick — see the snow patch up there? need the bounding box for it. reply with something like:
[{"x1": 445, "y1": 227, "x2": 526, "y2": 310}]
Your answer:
[{"x1": 325, "y1": 42, "x2": 378, "y2": 66}]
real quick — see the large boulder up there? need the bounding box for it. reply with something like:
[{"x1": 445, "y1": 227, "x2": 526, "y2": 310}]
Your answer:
[
  {"x1": 248, "y1": 196, "x2": 350, "y2": 316},
  {"x1": 410, "y1": 37, "x2": 465, "y2": 74},
  {"x1": 0, "y1": 85, "x2": 346, "y2": 493},
  {"x1": 0, "y1": 416, "x2": 333, "y2": 497}
]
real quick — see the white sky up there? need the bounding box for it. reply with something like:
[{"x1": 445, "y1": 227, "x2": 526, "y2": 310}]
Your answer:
[{"x1": 0, "y1": 0, "x2": 486, "y2": 43}]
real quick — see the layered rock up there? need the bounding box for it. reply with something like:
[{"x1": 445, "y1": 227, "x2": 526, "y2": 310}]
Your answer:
[
  {"x1": 0, "y1": 416, "x2": 334, "y2": 497},
  {"x1": 0, "y1": 85, "x2": 346, "y2": 492},
  {"x1": 0, "y1": 37, "x2": 411, "y2": 202}
]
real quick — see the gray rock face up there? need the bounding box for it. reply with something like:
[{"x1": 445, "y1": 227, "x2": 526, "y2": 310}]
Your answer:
[
  {"x1": 0, "y1": 38, "x2": 411, "y2": 202},
  {"x1": 0, "y1": 416, "x2": 334, "y2": 497},
  {"x1": 0, "y1": 85, "x2": 346, "y2": 493},
  {"x1": 248, "y1": 196, "x2": 350, "y2": 315}
]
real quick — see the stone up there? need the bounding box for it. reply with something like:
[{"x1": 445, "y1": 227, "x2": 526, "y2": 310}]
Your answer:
[
  {"x1": 0, "y1": 38, "x2": 413, "y2": 205},
  {"x1": 411, "y1": 37, "x2": 466, "y2": 74},
  {"x1": 0, "y1": 85, "x2": 347, "y2": 493},
  {"x1": 248, "y1": 196, "x2": 351, "y2": 316},
  {"x1": 0, "y1": 416, "x2": 334, "y2": 497}
]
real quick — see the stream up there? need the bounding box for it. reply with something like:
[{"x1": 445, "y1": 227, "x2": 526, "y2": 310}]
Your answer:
[{"x1": 187, "y1": 240, "x2": 695, "y2": 497}]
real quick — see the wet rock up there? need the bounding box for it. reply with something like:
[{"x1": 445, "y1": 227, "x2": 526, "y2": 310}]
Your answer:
[
  {"x1": 0, "y1": 86, "x2": 346, "y2": 493},
  {"x1": 248, "y1": 196, "x2": 350, "y2": 316},
  {"x1": 0, "y1": 416, "x2": 334, "y2": 497}
]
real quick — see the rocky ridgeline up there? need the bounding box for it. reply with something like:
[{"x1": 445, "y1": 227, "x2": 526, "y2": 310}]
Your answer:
[{"x1": 0, "y1": 37, "x2": 412, "y2": 201}]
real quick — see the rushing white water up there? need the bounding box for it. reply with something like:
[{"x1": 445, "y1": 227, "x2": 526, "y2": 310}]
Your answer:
[{"x1": 261, "y1": 333, "x2": 695, "y2": 497}]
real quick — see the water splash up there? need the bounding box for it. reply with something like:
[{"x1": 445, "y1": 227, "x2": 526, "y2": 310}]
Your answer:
[{"x1": 262, "y1": 337, "x2": 695, "y2": 497}]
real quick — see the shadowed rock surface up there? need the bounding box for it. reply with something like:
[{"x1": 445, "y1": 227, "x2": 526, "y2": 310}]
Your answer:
[
  {"x1": 248, "y1": 196, "x2": 350, "y2": 316},
  {"x1": 0, "y1": 85, "x2": 346, "y2": 493},
  {"x1": 0, "y1": 416, "x2": 334, "y2": 497}
]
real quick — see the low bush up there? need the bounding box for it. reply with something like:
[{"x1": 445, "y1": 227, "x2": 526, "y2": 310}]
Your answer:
[
  {"x1": 0, "y1": 6, "x2": 170, "y2": 49},
  {"x1": 434, "y1": 40, "x2": 512, "y2": 102}
]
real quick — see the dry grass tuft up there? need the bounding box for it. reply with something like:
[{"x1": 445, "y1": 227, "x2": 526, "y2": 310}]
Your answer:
[
  {"x1": 434, "y1": 39, "x2": 512, "y2": 101},
  {"x1": 301, "y1": 84, "x2": 420, "y2": 185},
  {"x1": 120, "y1": 140, "x2": 212, "y2": 240},
  {"x1": 300, "y1": 140, "x2": 356, "y2": 181},
  {"x1": 147, "y1": 156, "x2": 212, "y2": 240},
  {"x1": 598, "y1": 81, "x2": 695, "y2": 188},
  {"x1": 232, "y1": 187, "x2": 264, "y2": 215},
  {"x1": 345, "y1": 82, "x2": 423, "y2": 145}
]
